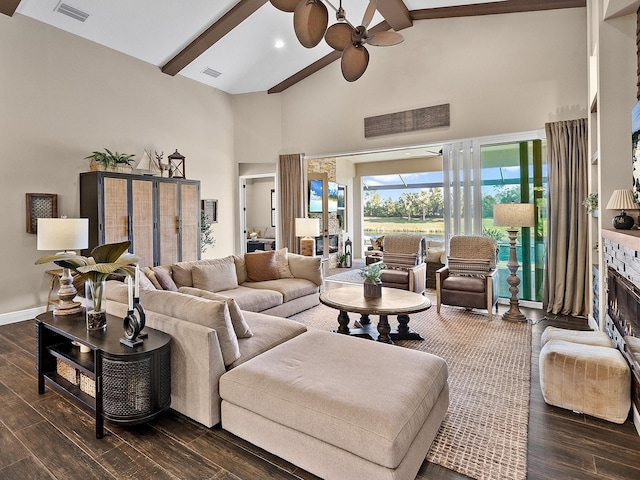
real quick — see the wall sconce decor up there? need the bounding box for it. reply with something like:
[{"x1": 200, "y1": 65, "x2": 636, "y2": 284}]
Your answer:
[{"x1": 26, "y1": 193, "x2": 58, "y2": 234}]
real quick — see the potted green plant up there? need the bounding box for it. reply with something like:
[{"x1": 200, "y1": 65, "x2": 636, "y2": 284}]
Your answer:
[
  {"x1": 360, "y1": 261, "x2": 385, "y2": 297},
  {"x1": 36, "y1": 241, "x2": 138, "y2": 330},
  {"x1": 582, "y1": 192, "x2": 598, "y2": 217},
  {"x1": 338, "y1": 253, "x2": 347, "y2": 267},
  {"x1": 85, "y1": 148, "x2": 135, "y2": 173}
]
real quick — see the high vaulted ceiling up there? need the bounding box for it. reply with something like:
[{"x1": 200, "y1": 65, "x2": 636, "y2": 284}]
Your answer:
[{"x1": 4, "y1": 0, "x2": 585, "y2": 94}]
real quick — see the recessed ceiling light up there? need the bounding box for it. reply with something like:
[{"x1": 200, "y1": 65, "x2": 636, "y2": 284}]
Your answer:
[{"x1": 274, "y1": 40, "x2": 285, "y2": 49}]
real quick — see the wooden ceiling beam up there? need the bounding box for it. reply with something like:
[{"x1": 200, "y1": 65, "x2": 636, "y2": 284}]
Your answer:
[
  {"x1": 0, "y1": 0, "x2": 20, "y2": 17},
  {"x1": 162, "y1": 0, "x2": 268, "y2": 76},
  {"x1": 376, "y1": 0, "x2": 412, "y2": 31},
  {"x1": 411, "y1": 0, "x2": 586, "y2": 20}
]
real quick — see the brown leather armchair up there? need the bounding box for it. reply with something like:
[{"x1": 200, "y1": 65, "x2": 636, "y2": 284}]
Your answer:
[
  {"x1": 379, "y1": 234, "x2": 427, "y2": 294},
  {"x1": 436, "y1": 235, "x2": 499, "y2": 319}
]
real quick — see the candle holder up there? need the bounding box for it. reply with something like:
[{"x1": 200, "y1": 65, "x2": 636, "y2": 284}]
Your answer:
[
  {"x1": 134, "y1": 297, "x2": 148, "y2": 338},
  {"x1": 120, "y1": 305, "x2": 145, "y2": 348}
]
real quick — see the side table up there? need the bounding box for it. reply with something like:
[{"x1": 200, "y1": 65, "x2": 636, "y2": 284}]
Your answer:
[{"x1": 36, "y1": 311, "x2": 171, "y2": 438}]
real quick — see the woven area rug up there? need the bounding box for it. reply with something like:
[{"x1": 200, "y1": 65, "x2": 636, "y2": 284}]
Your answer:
[
  {"x1": 325, "y1": 268, "x2": 365, "y2": 284},
  {"x1": 289, "y1": 300, "x2": 531, "y2": 480}
]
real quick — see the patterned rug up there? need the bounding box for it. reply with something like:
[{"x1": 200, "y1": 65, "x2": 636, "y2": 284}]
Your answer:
[{"x1": 289, "y1": 299, "x2": 531, "y2": 480}]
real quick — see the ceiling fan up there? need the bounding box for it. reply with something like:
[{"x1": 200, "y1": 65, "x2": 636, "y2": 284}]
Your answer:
[{"x1": 270, "y1": 0, "x2": 404, "y2": 82}]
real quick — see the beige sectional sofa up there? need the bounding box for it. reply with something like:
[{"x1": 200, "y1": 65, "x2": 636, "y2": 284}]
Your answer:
[{"x1": 104, "y1": 249, "x2": 322, "y2": 427}]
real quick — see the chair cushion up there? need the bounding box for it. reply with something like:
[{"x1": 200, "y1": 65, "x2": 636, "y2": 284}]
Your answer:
[
  {"x1": 442, "y1": 275, "x2": 485, "y2": 293},
  {"x1": 380, "y1": 269, "x2": 409, "y2": 283},
  {"x1": 447, "y1": 257, "x2": 493, "y2": 278}
]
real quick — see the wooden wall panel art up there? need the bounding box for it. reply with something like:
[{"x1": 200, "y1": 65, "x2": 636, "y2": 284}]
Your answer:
[
  {"x1": 26, "y1": 193, "x2": 58, "y2": 234},
  {"x1": 364, "y1": 104, "x2": 450, "y2": 138}
]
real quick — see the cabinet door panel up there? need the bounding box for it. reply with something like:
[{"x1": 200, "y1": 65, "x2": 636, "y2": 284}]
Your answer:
[
  {"x1": 103, "y1": 177, "x2": 129, "y2": 244},
  {"x1": 131, "y1": 179, "x2": 154, "y2": 267},
  {"x1": 158, "y1": 182, "x2": 178, "y2": 265},
  {"x1": 181, "y1": 183, "x2": 199, "y2": 262}
]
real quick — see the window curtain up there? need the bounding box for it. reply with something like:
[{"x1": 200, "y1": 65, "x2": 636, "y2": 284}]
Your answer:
[
  {"x1": 278, "y1": 153, "x2": 304, "y2": 254},
  {"x1": 544, "y1": 119, "x2": 588, "y2": 316}
]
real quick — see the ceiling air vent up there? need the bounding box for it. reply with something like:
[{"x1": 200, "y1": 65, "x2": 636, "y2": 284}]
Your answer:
[
  {"x1": 54, "y1": 2, "x2": 90, "y2": 22},
  {"x1": 202, "y1": 68, "x2": 222, "y2": 78}
]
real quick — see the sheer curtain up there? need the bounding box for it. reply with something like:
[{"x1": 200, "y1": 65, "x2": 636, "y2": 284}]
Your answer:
[
  {"x1": 278, "y1": 153, "x2": 304, "y2": 254},
  {"x1": 544, "y1": 119, "x2": 588, "y2": 316}
]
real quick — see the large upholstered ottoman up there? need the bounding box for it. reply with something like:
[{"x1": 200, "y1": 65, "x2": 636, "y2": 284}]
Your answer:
[
  {"x1": 220, "y1": 330, "x2": 449, "y2": 480},
  {"x1": 539, "y1": 338, "x2": 631, "y2": 424}
]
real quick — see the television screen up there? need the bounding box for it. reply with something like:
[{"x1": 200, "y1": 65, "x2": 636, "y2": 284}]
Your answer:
[
  {"x1": 327, "y1": 182, "x2": 338, "y2": 212},
  {"x1": 309, "y1": 179, "x2": 323, "y2": 213}
]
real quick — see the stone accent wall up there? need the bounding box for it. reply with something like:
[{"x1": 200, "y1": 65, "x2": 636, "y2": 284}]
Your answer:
[{"x1": 604, "y1": 239, "x2": 640, "y2": 288}]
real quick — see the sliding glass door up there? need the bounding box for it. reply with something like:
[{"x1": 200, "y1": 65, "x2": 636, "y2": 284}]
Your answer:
[{"x1": 443, "y1": 132, "x2": 546, "y2": 303}]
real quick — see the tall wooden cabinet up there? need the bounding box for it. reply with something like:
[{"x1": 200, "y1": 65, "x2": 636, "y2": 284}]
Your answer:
[{"x1": 80, "y1": 172, "x2": 200, "y2": 267}]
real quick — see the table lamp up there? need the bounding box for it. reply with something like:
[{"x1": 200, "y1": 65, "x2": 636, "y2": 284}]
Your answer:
[
  {"x1": 493, "y1": 202, "x2": 535, "y2": 322},
  {"x1": 295, "y1": 218, "x2": 320, "y2": 256},
  {"x1": 605, "y1": 189, "x2": 639, "y2": 230},
  {"x1": 37, "y1": 217, "x2": 89, "y2": 315}
]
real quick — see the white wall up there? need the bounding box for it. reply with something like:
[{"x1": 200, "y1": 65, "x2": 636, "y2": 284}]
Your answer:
[
  {"x1": 0, "y1": 14, "x2": 235, "y2": 316},
  {"x1": 234, "y1": 8, "x2": 588, "y2": 159},
  {"x1": 245, "y1": 177, "x2": 275, "y2": 230}
]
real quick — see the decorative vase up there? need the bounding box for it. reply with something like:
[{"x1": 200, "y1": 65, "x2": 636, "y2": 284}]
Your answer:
[
  {"x1": 363, "y1": 278, "x2": 382, "y2": 298},
  {"x1": 85, "y1": 279, "x2": 107, "y2": 330},
  {"x1": 612, "y1": 211, "x2": 634, "y2": 230}
]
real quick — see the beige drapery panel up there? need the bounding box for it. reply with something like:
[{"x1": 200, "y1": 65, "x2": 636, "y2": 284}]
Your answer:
[
  {"x1": 543, "y1": 119, "x2": 589, "y2": 316},
  {"x1": 278, "y1": 153, "x2": 304, "y2": 254}
]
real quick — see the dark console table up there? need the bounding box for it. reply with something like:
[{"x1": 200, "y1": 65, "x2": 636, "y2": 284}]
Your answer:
[{"x1": 36, "y1": 311, "x2": 171, "y2": 438}]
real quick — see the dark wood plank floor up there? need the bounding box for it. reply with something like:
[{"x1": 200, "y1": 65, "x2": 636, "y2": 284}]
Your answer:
[{"x1": 1, "y1": 306, "x2": 640, "y2": 479}]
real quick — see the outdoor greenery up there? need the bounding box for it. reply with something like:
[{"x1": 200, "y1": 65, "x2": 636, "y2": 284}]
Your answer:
[{"x1": 201, "y1": 211, "x2": 216, "y2": 254}]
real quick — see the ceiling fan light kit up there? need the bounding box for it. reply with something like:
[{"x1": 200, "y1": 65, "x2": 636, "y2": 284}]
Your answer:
[{"x1": 270, "y1": 0, "x2": 403, "y2": 82}]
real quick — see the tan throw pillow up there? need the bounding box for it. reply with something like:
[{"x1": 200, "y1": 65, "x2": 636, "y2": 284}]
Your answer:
[
  {"x1": 145, "y1": 267, "x2": 162, "y2": 290},
  {"x1": 140, "y1": 290, "x2": 239, "y2": 366},
  {"x1": 152, "y1": 267, "x2": 178, "y2": 291},
  {"x1": 179, "y1": 287, "x2": 253, "y2": 338},
  {"x1": 234, "y1": 255, "x2": 248, "y2": 284},
  {"x1": 425, "y1": 246, "x2": 445, "y2": 263},
  {"x1": 244, "y1": 250, "x2": 279, "y2": 282},
  {"x1": 192, "y1": 263, "x2": 239, "y2": 293},
  {"x1": 275, "y1": 248, "x2": 294, "y2": 278},
  {"x1": 138, "y1": 268, "x2": 157, "y2": 291}
]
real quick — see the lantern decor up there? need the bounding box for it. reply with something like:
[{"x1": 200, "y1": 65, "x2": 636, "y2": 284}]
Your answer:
[
  {"x1": 344, "y1": 235, "x2": 352, "y2": 268},
  {"x1": 168, "y1": 149, "x2": 185, "y2": 178}
]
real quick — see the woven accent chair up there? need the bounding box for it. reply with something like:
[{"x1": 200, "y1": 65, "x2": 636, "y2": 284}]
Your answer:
[
  {"x1": 436, "y1": 235, "x2": 499, "y2": 320},
  {"x1": 379, "y1": 234, "x2": 427, "y2": 294}
]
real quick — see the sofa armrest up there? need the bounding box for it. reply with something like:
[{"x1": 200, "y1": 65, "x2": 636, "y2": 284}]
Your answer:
[{"x1": 287, "y1": 253, "x2": 323, "y2": 287}]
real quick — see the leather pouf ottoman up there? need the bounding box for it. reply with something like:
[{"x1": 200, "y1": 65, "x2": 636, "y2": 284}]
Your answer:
[
  {"x1": 539, "y1": 338, "x2": 631, "y2": 424},
  {"x1": 220, "y1": 330, "x2": 449, "y2": 480}
]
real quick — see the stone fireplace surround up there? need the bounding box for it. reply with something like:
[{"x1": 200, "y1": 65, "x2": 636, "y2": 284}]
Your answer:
[{"x1": 603, "y1": 229, "x2": 640, "y2": 434}]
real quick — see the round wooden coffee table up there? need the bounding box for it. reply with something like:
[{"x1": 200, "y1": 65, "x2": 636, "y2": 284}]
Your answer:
[{"x1": 319, "y1": 285, "x2": 431, "y2": 344}]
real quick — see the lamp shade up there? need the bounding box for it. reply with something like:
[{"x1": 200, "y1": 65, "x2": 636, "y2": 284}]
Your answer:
[
  {"x1": 37, "y1": 218, "x2": 89, "y2": 251},
  {"x1": 605, "y1": 189, "x2": 639, "y2": 211},
  {"x1": 295, "y1": 218, "x2": 320, "y2": 238},
  {"x1": 493, "y1": 203, "x2": 535, "y2": 228}
]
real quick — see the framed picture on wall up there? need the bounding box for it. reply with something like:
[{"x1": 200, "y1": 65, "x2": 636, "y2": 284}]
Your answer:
[
  {"x1": 202, "y1": 199, "x2": 218, "y2": 225},
  {"x1": 26, "y1": 193, "x2": 58, "y2": 234},
  {"x1": 632, "y1": 100, "x2": 640, "y2": 203}
]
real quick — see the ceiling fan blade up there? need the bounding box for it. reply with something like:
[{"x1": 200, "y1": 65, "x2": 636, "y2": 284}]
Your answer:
[
  {"x1": 341, "y1": 44, "x2": 369, "y2": 82},
  {"x1": 294, "y1": 0, "x2": 329, "y2": 48},
  {"x1": 270, "y1": 0, "x2": 299, "y2": 13},
  {"x1": 325, "y1": 23, "x2": 353, "y2": 51},
  {"x1": 367, "y1": 30, "x2": 404, "y2": 47},
  {"x1": 361, "y1": 0, "x2": 377, "y2": 28}
]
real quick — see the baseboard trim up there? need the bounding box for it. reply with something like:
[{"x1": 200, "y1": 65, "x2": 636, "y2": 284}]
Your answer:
[{"x1": 0, "y1": 307, "x2": 46, "y2": 326}]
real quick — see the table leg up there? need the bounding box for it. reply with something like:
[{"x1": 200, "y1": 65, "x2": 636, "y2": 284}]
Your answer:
[
  {"x1": 360, "y1": 314, "x2": 371, "y2": 325},
  {"x1": 390, "y1": 315, "x2": 424, "y2": 341},
  {"x1": 337, "y1": 310, "x2": 350, "y2": 335},
  {"x1": 377, "y1": 315, "x2": 393, "y2": 344}
]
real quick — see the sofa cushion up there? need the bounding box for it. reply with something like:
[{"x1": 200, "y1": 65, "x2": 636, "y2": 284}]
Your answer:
[
  {"x1": 192, "y1": 263, "x2": 239, "y2": 293},
  {"x1": 139, "y1": 289, "x2": 240, "y2": 366},
  {"x1": 229, "y1": 311, "x2": 307, "y2": 368},
  {"x1": 540, "y1": 326, "x2": 615, "y2": 349},
  {"x1": 245, "y1": 250, "x2": 279, "y2": 282},
  {"x1": 179, "y1": 287, "x2": 253, "y2": 338},
  {"x1": 233, "y1": 255, "x2": 248, "y2": 284},
  {"x1": 275, "y1": 248, "x2": 294, "y2": 278},
  {"x1": 217, "y1": 285, "x2": 283, "y2": 313},
  {"x1": 171, "y1": 256, "x2": 235, "y2": 288},
  {"x1": 242, "y1": 278, "x2": 319, "y2": 303},
  {"x1": 152, "y1": 267, "x2": 178, "y2": 291},
  {"x1": 287, "y1": 253, "x2": 323, "y2": 286}
]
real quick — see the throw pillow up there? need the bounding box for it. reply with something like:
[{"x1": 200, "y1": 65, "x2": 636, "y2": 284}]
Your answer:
[
  {"x1": 244, "y1": 250, "x2": 279, "y2": 282},
  {"x1": 179, "y1": 287, "x2": 253, "y2": 338},
  {"x1": 140, "y1": 290, "x2": 240, "y2": 366},
  {"x1": 373, "y1": 235, "x2": 385, "y2": 251},
  {"x1": 447, "y1": 257, "x2": 493, "y2": 278},
  {"x1": 152, "y1": 267, "x2": 178, "y2": 291},
  {"x1": 425, "y1": 246, "x2": 445, "y2": 264},
  {"x1": 145, "y1": 267, "x2": 162, "y2": 290},
  {"x1": 138, "y1": 268, "x2": 157, "y2": 291},
  {"x1": 275, "y1": 247, "x2": 294, "y2": 278},
  {"x1": 234, "y1": 255, "x2": 248, "y2": 284},
  {"x1": 192, "y1": 263, "x2": 239, "y2": 293}
]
